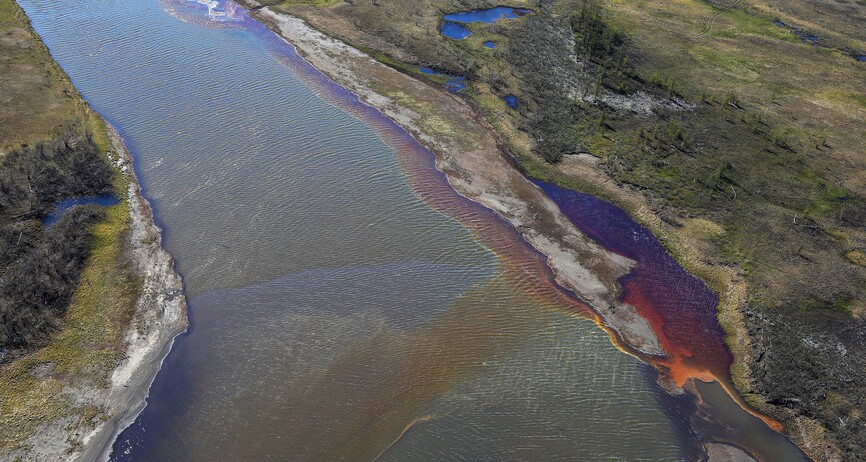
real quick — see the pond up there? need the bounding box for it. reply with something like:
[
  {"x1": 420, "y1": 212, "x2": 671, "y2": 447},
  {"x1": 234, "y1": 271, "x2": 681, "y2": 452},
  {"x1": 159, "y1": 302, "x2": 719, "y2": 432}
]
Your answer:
[
  {"x1": 419, "y1": 66, "x2": 466, "y2": 92},
  {"x1": 440, "y1": 21, "x2": 471, "y2": 40},
  {"x1": 16, "y1": 0, "x2": 808, "y2": 459},
  {"x1": 440, "y1": 6, "x2": 532, "y2": 40},
  {"x1": 42, "y1": 194, "x2": 119, "y2": 227},
  {"x1": 444, "y1": 7, "x2": 532, "y2": 24},
  {"x1": 504, "y1": 94, "x2": 518, "y2": 109},
  {"x1": 773, "y1": 19, "x2": 818, "y2": 44}
]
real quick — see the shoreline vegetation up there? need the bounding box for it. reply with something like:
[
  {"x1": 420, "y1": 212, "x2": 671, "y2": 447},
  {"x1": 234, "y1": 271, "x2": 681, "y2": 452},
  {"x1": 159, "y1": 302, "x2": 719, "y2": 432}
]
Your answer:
[
  {"x1": 241, "y1": 0, "x2": 864, "y2": 460},
  {"x1": 0, "y1": 0, "x2": 187, "y2": 459}
]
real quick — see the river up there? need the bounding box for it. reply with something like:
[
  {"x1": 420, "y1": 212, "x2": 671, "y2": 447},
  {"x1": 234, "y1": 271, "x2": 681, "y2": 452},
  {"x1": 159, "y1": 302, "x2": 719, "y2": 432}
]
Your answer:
[{"x1": 18, "y1": 0, "x2": 804, "y2": 460}]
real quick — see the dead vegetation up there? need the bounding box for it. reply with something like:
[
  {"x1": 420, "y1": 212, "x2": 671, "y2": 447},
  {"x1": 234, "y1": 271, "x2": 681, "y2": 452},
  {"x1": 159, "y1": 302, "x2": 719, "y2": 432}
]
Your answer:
[{"x1": 0, "y1": 134, "x2": 113, "y2": 357}]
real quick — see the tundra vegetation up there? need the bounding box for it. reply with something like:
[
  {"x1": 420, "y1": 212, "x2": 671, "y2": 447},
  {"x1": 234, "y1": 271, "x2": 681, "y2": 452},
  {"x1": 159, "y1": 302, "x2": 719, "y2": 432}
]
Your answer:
[
  {"x1": 1, "y1": 0, "x2": 140, "y2": 454},
  {"x1": 0, "y1": 136, "x2": 114, "y2": 353},
  {"x1": 254, "y1": 0, "x2": 866, "y2": 458}
]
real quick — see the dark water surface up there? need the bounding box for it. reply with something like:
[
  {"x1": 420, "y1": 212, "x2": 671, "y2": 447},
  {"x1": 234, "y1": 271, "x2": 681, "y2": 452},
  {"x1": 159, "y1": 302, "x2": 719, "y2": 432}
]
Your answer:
[
  {"x1": 43, "y1": 194, "x2": 118, "y2": 226},
  {"x1": 535, "y1": 180, "x2": 809, "y2": 461},
  {"x1": 440, "y1": 7, "x2": 532, "y2": 40},
  {"x1": 443, "y1": 7, "x2": 532, "y2": 24},
  {"x1": 18, "y1": 0, "x2": 803, "y2": 460},
  {"x1": 533, "y1": 180, "x2": 732, "y2": 381},
  {"x1": 419, "y1": 66, "x2": 466, "y2": 93},
  {"x1": 773, "y1": 20, "x2": 819, "y2": 44},
  {"x1": 440, "y1": 21, "x2": 472, "y2": 40}
]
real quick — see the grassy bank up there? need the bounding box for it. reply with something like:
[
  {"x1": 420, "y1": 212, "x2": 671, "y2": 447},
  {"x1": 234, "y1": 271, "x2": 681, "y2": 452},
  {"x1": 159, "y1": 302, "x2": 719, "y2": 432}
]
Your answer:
[
  {"x1": 0, "y1": 194, "x2": 137, "y2": 454},
  {"x1": 0, "y1": 0, "x2": 141, "y2": 456},
  {"x1": 263, "y1": 0, "x2": 865, "y2": 458},
  {"x1": 0, "y1": 0, "x2": 94, "y2": 152}
]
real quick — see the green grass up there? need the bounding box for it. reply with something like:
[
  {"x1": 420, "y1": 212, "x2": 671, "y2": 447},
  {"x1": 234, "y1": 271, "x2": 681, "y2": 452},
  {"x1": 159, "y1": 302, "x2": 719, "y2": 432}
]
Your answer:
[
  {"x1": 846, "y1": 250, "x2": 866, "y2": 267},
  {"x1": 0, "y1": 0, "x2": 91, "y2": 152},
  {"x1": 0, "y1": 191, "x2": 137, "y2": 453}
]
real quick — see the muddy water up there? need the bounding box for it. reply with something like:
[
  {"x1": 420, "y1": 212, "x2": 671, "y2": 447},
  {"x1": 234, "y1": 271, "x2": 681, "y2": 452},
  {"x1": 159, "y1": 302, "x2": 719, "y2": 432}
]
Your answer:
[{"x1": 19, "y1": 0, "x2": 802, "y2": 460}]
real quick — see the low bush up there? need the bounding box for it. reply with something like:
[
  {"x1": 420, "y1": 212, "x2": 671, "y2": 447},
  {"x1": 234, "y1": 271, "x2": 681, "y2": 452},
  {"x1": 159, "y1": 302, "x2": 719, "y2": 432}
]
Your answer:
[{"x1": 0, "y1": 133, "x2": 113, "y2": 357}]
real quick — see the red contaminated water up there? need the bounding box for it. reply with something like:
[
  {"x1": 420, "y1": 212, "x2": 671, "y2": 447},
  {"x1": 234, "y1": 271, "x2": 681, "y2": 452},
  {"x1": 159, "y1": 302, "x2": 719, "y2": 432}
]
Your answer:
[
  {"x1": 534, "y1": 181, "x2": 732, "y2": 376},
  {"x1": 233, "y1": 7, "x2": 795, "y2": 454},
  {"x1": 532, "y1": 180, "x2": 789, "y2": 434}
]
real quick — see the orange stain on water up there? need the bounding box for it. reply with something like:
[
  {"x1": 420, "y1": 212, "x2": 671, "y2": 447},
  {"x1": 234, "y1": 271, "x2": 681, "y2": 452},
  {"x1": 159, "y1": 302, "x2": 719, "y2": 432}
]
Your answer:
[
  {"x1": 277, "y1": 48, "x2": 789, "y2": 451},
  {"x1": 385, "y1": 109, "x2": 788, "y2": 441}
]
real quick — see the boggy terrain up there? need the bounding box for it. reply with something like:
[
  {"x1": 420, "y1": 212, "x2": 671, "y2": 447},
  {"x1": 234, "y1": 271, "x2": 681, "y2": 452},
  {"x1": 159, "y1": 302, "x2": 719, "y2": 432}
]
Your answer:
[
  {"x1": 0, "y1": 0, "x2": 186, "y2": 458},
  {"x1": 249, "y1": 0, "x2": 866, "y2": 459}
]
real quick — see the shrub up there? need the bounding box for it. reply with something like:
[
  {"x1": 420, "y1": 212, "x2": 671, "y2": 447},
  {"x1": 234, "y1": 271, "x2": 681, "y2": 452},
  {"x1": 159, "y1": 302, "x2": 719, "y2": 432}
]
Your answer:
[{"x1": 0, "y1": 133, "x2": 113, "y2": 356}]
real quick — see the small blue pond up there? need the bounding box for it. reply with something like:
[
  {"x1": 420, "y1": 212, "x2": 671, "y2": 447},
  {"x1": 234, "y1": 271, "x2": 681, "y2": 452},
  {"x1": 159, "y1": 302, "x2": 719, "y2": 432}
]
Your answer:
[
  {"x1": 43, "y1": 194, "x2": 118, "y2": 227},
  {"x1": 440, "y1": 7, "x2": 532, "y2": 40},
  {"x1": 420, "y1": 66, "x2": 466, "y2": 93},
  {"x1": 774, "y1": 20, "x2": 866, "y2": 62},
  {"x1": 483, "y1": 41, "x2": 496, "y2": 49},
  {"x1": 441, "y1": 21, "x2": 472, "y2": 40},
  {"x1": 504, "y1": 95, "x2": 518, "y2": 109},
  {"x1": 444, "y1": 7, "x2": 532, "y2": 24}
]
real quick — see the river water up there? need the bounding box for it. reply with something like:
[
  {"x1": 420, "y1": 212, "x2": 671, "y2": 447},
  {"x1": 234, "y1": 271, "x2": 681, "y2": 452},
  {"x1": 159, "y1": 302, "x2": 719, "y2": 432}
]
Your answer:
[{"x1": 18, "y1": 0, "x2": 804, "y2": 460}]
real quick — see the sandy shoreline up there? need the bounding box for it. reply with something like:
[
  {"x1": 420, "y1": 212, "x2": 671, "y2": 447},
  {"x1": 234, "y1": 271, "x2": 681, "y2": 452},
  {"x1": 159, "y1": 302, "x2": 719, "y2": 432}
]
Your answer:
[
  {"x1": 235, "y1": 9, "x2": 787, "y2": 461},
  {"x1": 248, "y1": 6, "x2": 667, "y2": 360},
  {"x1": 79, "y1": 4, "x2": 662, "y2": 457},
  {"x1": 75, "y1": 126, "x2": 188, "y2": 461}
]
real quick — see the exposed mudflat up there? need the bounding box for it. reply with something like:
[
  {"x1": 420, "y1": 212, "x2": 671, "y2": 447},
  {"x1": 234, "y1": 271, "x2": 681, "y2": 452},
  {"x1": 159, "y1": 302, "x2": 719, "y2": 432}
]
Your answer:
[{"x1": 705, "y1": 443, "x2": 757, "y2": 462}]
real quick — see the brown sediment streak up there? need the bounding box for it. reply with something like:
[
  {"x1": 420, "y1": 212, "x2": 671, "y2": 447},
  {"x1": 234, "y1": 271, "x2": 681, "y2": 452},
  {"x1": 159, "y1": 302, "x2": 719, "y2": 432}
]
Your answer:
[
  {"x1": 253, "y1": 23, "x2": 596, "y2": 317},
  {"x1": 622, "y1": 297, "x2": 785, "y2": 433},
  {"x1": 372, "y1": 415, "x2": 437, "y2": 462},
  {"x1": 717, "y1": 381, "x2": 785, "y2": 432}
]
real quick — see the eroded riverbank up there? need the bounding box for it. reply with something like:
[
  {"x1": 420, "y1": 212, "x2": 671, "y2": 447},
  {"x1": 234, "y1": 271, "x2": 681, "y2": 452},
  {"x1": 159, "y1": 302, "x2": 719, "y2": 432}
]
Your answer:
[
  {"x1": 2, "y1": 124, "x2": 188, "y2": 461},
  {"x1": 264, "y1": 2, "x2": 866, "y2": 459},
  {"x1": 77, "y1": 127, "x2": 188, "y2": 461},
  {"x1": 254, "y1": 5, "x2": 667, "y2": 361}
]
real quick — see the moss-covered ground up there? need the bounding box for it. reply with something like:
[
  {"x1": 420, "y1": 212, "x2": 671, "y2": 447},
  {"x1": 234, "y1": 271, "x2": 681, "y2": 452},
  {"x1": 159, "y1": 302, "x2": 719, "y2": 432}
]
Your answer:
[
  {"x1": 0, "y1": 194, "x2": 137, "y2": 454},
  {"x1": 0, "y1": 0, "x2": 97, "y2": 152}
]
